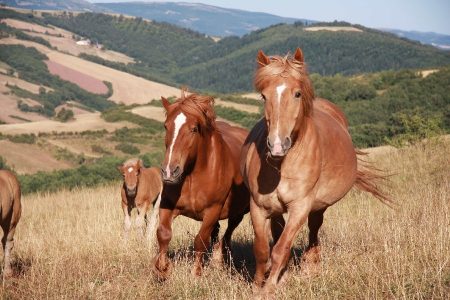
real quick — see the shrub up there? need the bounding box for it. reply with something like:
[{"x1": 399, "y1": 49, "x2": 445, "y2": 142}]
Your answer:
[
  {"x1": 115, "y1": 143, "x2": 140, "y2": 155},
  {"x1": 55, "y1": 108, "x2": 74, "y2": 122}
]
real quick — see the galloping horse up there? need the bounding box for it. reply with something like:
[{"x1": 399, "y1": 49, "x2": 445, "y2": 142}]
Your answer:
[
  {"x1": 241, "y1": 48, "x2": 389, "y2": 296},
  {"x1": 118, "y1": 158, "x2": 162, "y2": 240},
  {"x1": 154, "y1": 91, "x2": 250, "y2": 278},
  {"x1": 0, "y1": 170, "x2": 22, "y2": 279}
]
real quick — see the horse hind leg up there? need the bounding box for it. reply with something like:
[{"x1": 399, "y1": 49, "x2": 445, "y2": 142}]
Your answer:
[
  {"x1": 211, "y1": 214, "x2": 244, "y2": 266},
  {"x1": 301, "y1": 209, "x2": 326, "y2": 276}
]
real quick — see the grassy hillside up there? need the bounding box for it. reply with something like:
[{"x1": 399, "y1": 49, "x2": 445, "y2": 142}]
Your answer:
[
  {"x1": 2, "y1": 138, "x2": 448, "y2": 299},
  {"x1": 36, "y1": 12, "x2": 450, "y2": 92}
]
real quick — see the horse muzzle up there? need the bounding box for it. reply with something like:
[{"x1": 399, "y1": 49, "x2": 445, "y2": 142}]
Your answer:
[
  {"x1": 126, "y1": 186, "x2": 137, "y2": 197},
  {"x1": 161, "y1": 165, "x2": 182, "y2": 184},
  {"x1": 267, "y1": 136, "x2": 292, "y2": 158}
]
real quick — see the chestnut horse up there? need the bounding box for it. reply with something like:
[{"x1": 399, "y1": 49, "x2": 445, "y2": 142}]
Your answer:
[
  {"x1": 241, "y1": 48, "x2": 389, "y2": 296},
  {"x1": 0, "y1": 170, "x2": 21, "y2": 280},
  {"x1": 118, "y1": 158, "x2": 162, "y2": 241},
  {"x1": 154, "y1": 91, "x2": 250, "y2": 278}
]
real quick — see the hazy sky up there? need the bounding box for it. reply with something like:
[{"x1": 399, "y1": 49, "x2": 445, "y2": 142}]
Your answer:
[{"x1": 89, "y1": 0, "x2": 450, "y2": 35}]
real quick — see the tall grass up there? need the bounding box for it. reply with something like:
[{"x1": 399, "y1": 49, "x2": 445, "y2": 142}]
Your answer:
[{"x1": 1, "y1": 138, "x2": 449, "y2": 299}]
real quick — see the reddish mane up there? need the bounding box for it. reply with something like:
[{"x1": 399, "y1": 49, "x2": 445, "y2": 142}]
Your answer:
[
  {"x1": 254, "y1": 54, "x2": 315, "y2": 117},
  {"x1": 170, "y1": 90, "x2": 217, "y2": 132}
]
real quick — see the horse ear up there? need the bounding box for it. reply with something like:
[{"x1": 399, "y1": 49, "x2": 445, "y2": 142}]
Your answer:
[
  {"x1": 256, "y1": 50, "x2": 270, "y2": 68},
  {"x1": 161, "y1": 96, "x2": 170, "y2": 111},
  {"x1": 117, "y1": 165, "x2": 123, "y2": 173},
  {"x1": 294, "y1": 47, "x2": 304, "y2": 63}
]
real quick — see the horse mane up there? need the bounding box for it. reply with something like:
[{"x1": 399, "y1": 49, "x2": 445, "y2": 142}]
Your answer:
[
  {"x1": 254, "y1": 54, "x2": 315, "y2": 117},
  {"x1": 172, "y1": 89, "x2": 217, "y2": 132},
  {"x1": 123, "y1": 158, "x2": 143, "y2": 168}
]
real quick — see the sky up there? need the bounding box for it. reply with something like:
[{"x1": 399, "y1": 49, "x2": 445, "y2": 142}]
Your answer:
[{"x1": 89, "y1": 0, "x2": 450, "y2": 35}]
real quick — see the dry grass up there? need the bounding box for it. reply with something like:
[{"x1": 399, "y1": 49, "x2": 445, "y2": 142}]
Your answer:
[
  {"x1": 1, "y1": 138, "x2": 448, "y2": 299},
  {"x1": 0, "y1": 112, "x2": 136, "y2": 135},
  {"x1": 0, "y1": 140, "x2": 73, "y2": 174}
]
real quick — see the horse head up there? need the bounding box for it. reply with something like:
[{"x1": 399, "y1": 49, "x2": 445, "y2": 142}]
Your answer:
[
  {"x1": 255, "y1": 48, "x2": 315, "y2": 158},
  {"x1": 160, "y1": 90, "x2": 216, "y2": 184},
  {"x1": 118, "y1": 158, "x2": 142, "y2": 197}
]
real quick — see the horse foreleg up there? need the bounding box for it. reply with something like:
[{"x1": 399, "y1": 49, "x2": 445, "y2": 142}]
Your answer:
[
  {"x1": 263, "y1": 202, "x2": 310, "y2": 295},
  {"x1": 153, "y1": 208, "x2": 174, "y2": 281},
  {"x1": 1, "y1": 225, "x2": 16, "y2": 280},
  {"x1": 136, "y1": 202, "x2": 150, "y2": 237},
  {"x1": 251, "y1": 201, "x2": 271, "y2": 288},
  {"x1": 122, "y1": 205, "x2": 132, "y2": 242},
  {"x1": 191, "y1": 206, "x2": 222, "y2": 277},
  {"x1": 301, "y1": 208, "x2": 326, "y2": 275}
]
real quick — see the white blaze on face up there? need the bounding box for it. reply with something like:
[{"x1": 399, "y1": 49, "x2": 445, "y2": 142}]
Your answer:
[
  {"x1": 166, "y1": 112, "x2": 187, "y2": 177},
  {"x1": 127, "y1": 167, "x2": 133, "y2": 173},
  {"x1": 273, "y1": 83, "x2": 286, "y2": 153}
]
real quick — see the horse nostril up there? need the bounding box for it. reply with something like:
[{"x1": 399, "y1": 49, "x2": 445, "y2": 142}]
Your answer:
[
  {"x1": 172, "y1": 166, "x2": 181, "y2": 177},
  {"x1": 284, "y1": 136, "x2": 292, "y2": 150},
  {"x1": 160, "y1": 167, "x2": 167, "y2": 177},
  {"x1": 266, "y1": 137, "x2": 273, "y2": 149}
]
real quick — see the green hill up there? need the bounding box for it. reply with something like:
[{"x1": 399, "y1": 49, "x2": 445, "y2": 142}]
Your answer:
[{"x1": 37, "y1": 12, "x2": 450, "y2": 92}]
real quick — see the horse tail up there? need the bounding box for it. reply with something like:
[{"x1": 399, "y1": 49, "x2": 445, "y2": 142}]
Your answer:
[{"x1": 354, "y1": 149, "x2": 392, "y2": 206}]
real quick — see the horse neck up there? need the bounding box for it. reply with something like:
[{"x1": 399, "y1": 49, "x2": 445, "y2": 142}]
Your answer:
[{"x1": 191, "y1": 129, "x2": 225, "y2": 174}]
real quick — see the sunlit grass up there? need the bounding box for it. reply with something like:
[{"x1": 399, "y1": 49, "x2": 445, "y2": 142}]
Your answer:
[{"x1": 1, "y1": 138, "x2": 449, "y2": 299}]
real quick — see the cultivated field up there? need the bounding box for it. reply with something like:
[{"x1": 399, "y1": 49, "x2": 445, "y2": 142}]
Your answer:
[
  {"x1": 0, "y1": 38, "x2": 180, "y2": 104},
  {"x1": 1, "y1": 138, "x2": 448, "y2": 299},
  {"x1": 1, "y1": 18, "x2": 134, "y2": 64}
]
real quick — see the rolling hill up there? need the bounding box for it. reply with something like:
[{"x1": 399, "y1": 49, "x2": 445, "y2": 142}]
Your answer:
[
  {"x1": 39, "y1": 11, "x2": 450, "y2": 92},
  {"x1": 0, "y1": 0, "x2": 107, "y2": 12},
  {"x1": 95, "y1": 1, "x2": 310, "y2": 37}
]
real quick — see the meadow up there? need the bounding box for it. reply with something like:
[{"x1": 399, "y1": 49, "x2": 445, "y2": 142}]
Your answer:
[{"x1": 0, "y1": 137, "x2": 448, "y2": 299}]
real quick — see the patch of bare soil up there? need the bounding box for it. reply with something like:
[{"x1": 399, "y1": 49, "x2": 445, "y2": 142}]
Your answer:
[
  {"x1": 0, "y1": 140, "x2": 72, "y2": 174},
  {"x1": 46, "y1": 60, "x2": 109, "y2": 94}
]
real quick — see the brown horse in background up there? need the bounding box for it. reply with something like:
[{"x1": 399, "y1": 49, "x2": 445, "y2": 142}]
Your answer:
[
  {"x1": 241, "y1": 48, "x2": 390, "y2": 297},
  {"x1": 118, "y1": 159, "x2": 162, "y2": 241},
  {"x1": 154, "y1": 90, "x2": 250, "y2": 279},
  {"x1": 0, "y1": 170, "x2": 21, "y2": 280}
]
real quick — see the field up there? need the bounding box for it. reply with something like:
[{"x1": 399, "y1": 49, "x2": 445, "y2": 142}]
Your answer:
[
  {"x1": 1, "y1": 138, "x2": 448, "y2": 299},
  {"x1": 0, "y1": 37, "x2": 180, "y2": 104}
]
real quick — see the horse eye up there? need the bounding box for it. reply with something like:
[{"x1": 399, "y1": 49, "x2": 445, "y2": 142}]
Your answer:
[
  {"x1": 191, "y1": 126, "x2": 198, "y2": 133},
  {"x1": 295, "y1": 91, "x2": 302, "y2": 98},
  {"x1": 261, "y1": 94, "x2": 267, "y2": 101}
]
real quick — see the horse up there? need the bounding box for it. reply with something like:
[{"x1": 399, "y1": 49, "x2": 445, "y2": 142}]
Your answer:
[
  {"x1": 240, "y1": 48, "x2": 390, "y2": 296},
  {"x1": 0, "y1": 170, "x2": 22, "y2": 280},
  {"x1": 154, "y1": 90, "x2": 250, "y2": 279},
  {"x1": 118, "y1": 158, "x2": 162, "y2": 241}
]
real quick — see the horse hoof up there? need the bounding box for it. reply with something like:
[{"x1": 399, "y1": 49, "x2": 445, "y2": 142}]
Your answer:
[
  {"x1": 190, "y1": 266, "x2": 202, "y2": 277},
  {"x1": 152, "y1": 261, "x2": 172, "y2": 281}
]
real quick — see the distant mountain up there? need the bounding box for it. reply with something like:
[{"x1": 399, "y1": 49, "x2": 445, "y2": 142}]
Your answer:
[
  {"x1": 0, "y1": 0, "x2": 107, "y2": 12},
  {"x1": 382, "y1": 29, "x2": 450, "y2": 50},
  {"x1": 95, "y1": 1, "x2": 313, "y2": 37}
]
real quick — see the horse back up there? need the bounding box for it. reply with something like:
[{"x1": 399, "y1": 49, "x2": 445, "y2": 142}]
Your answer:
[
  {"x1": 314, "y1": 98, "x2": 349, "y2": 128},
  {"x1": 217, "y1": 121, "x2": 249, "y2": 178},
  {"x1": 139, "y1": 167, "x2": 162, "y2": 203},
  {"x1": 0, "y1": 170, "x2": 21, "y2": 224}
]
